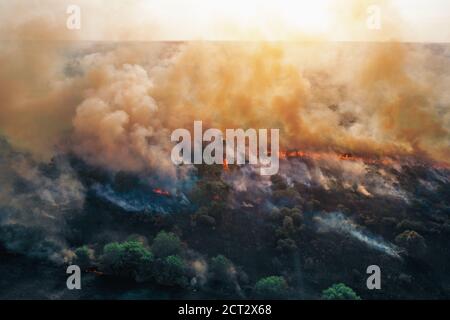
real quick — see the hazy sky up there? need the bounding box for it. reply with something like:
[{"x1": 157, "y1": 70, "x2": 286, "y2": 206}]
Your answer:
[
  {"x1": 1, "y1": 0, "x2": 450, "y2": 42},
  {"x1": 125, "y1": 0, "x2": 450, "y2": 42},
  {"x1": 132, "y1": 0, "x2": 450, "y2": 41}
]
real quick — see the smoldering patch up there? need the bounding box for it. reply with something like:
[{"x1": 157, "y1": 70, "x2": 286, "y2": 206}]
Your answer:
[{"x1": 314, "y1": 212, "x2": 402, "y2": 259}]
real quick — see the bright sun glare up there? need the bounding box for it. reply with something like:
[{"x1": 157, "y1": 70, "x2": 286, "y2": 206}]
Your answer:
[{"x1": 144, "y1": 0, "x2": 334, "y2": 40}]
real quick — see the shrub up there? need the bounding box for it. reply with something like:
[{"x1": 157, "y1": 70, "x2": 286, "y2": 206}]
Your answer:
[
  {"x1": 73, "y1": 245, "x2": 94, "y2": 269},
  {"x1": 321, "y1": 283, "x2": 361, "y2": 300},
  {"x1": 210, "y1": 255, "x2": 233, "y2": 281},
  {"x1": 395, "y1": 230, "x2": 427, "y2": 258},
  {"x1": 154, "y1": 255, "x2": 188, "y2": 287},
  {"x1": 152, "y1": 231, "x2": 182, "y2": 258},
  {"x1": 254, "y1": 276, "x2": 288, "y2": 299},
  {"x1": 101, "y1": 240, "x2": 153, "y2": 280}
]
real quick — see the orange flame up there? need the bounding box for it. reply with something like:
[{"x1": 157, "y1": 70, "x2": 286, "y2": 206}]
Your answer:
[
  {"x1": 153, "y1": 188, "x2": 170, "y2": 196},
  {"x1": 221, "y1": 149, "x2": 448, "y2": 170},
  {"x1": 86, "y1": 267, "x2": 104, "y2": 276},
  {"x1": 278, "y1": 149, "x2": 398, "y2": 166},
  {"x1": 223, "y1": 159, "x2": 230, "y2": 171}
]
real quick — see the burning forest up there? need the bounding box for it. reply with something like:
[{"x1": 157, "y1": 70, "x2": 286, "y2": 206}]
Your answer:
[{"x1": 0, "y1": 0, "x2": 450, "y2": 301}]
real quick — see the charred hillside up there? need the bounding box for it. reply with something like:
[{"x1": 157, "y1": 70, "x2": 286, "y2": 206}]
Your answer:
[{"x1": 1, "y1": 135, "x2": 449, "y2": 299}]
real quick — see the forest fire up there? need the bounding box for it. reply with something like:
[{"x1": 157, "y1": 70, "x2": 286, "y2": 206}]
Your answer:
[
  {"x1": 219, "y1": 148, "x2": 450, "y2": 172},
  {"x1": 223, "y1": 159, "x2": 230, "y2": 171},
  {"x1": 278, "y1": 150, "x2": 450, "y2": 169},
  {"x1": 86, "y1": 267, "x2": 104, "y2": 276},
  {"x1": 277, "y1": 150, "x2": 396, "y2": 166},
  {"x1": 1, "y1": 0, "x2": 450, "y2": 301}
]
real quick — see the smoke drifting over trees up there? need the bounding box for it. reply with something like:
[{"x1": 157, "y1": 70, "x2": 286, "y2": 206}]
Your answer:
[{"x1": 0, "y1": 0, "x2": 449, "y2": 300}]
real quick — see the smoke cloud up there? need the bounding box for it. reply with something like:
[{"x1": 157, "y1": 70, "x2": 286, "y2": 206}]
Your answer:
[
  {"x1": 0, "y1": 1, "x2": 449, "y2": 172},
  {"x1": 314, "y1": 212, "x2": 401, "y2": 258},
  {"x1": 0, "y1": 0, "x2": 449, "y2": 264},
  {"x1": 1, "y1": 41, "x2": 449, "y2": 174}
]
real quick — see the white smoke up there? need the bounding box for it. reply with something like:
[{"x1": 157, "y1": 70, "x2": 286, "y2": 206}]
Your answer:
[{"x1": 314, "y1": 212, "x2": 401, "y2": 258}]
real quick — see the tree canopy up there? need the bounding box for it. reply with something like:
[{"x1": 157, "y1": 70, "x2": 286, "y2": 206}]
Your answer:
[
  {"x1": 152, "y1": 231, "x2": 182, "y2": 258},
  {"x1": 101, "y1": 240, "x2": 153, "y2": 280},
  {"x1": 321, "y1": 283, "x2": 361, "y2": 300},
  {"x1": 254, "y1": 276, "x2": 288, "y2": 299}
]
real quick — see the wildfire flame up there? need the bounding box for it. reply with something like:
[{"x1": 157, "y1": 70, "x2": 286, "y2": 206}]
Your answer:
[
  {"x1": 277, "y1": 150, "x2": 396, "y2": 166},
  {"x1": 223, "y1": 159, "x2": 230, "y2": 171},
  {"x1": 219, "y1": 149, "x2": 448, "y2": 171},
  {"x1": 86, "y1": 267, "x2": 104, "y2": 276},
  {"x1": 153, "y1": 188, "x2": 170, "y2": 196},
  {"x1": 280, "y1": 150, "x2": 450, "y2": 169}
]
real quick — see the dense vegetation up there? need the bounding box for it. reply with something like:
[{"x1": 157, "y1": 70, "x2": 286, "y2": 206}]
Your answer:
[{"x1": 1, "y1": 149, "x2": 450, "y2": 299}]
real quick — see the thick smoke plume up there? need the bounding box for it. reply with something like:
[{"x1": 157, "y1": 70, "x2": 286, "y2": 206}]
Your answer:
[
  {"x1": 0, "y1": 1, "x2": 449, "y2": 265},
  {"x1": 0, "y1": 139, "x2": 84, "y2": 262},
  {"x1": 1, "y1": 18, "x2": 449, "y2": 173}
]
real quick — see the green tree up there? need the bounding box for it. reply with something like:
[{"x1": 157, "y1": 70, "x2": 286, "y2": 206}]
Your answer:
[
  {"x1": 210, "y1": 255, "x2": 234, "y2": 282},
  {"x1": 193, "y1": 206, "x2": 216, "y2": 228},
  {"x1": 151, "y1": 231, "x2": 182, "y2": 258},
  {"x1": 73, "y1": 245, "x2": 94, "y2": 269},
  {"x1": 321, "y1": 283, "x2": 361, "y2": 300},
  {"x1": 154, "y1": 255, "x2": 188, "y2": 287},
  {"x1": 254, "y1": 276, "x2": 288, "y2": 299},
  {"x1": 101, "y1": 240, "x2": 153, "y2": 280},
  {"x1": 192, "y1": 179, "x2": 230, "y2": 206}
]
